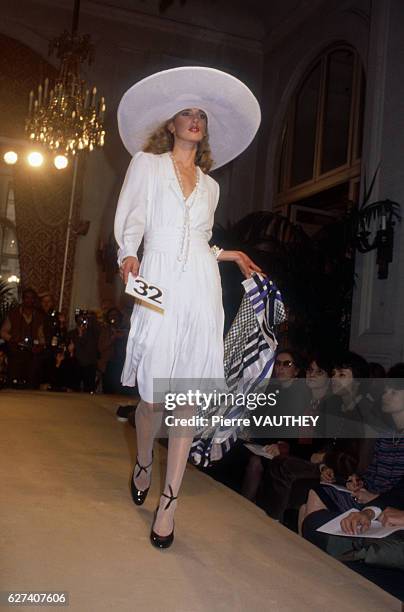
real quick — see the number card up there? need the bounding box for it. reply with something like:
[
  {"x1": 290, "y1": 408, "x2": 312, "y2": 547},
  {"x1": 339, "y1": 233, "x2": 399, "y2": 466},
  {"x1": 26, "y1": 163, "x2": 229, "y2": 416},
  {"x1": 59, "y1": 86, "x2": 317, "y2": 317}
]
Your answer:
[{"x1": 125, "y1": 275, "x2": 165, "y2": 312}]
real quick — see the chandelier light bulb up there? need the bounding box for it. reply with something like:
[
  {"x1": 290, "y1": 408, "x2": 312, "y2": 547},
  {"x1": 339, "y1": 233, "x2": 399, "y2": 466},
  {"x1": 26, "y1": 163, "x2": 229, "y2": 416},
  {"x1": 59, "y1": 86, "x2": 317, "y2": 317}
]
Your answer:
[
  {"x1": 27, "y1": 151, "x2": 44, "y2": 167},
  {"x1": 4, "y1": 151, "x2": 18, "y2": 165},
  {"x1": 7, "y1": 275, "x2": 20, "y2": 283},
  {"x1": 54, "y1": 155, "x2": 68, "y2": 169}
]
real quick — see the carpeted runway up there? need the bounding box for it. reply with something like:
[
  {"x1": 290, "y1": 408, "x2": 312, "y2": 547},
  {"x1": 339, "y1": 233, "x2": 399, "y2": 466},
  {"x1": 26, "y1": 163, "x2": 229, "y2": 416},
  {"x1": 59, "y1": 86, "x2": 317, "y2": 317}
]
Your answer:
[{"x1": 0, "y1": 391, "x2": 401, "y2": 611}]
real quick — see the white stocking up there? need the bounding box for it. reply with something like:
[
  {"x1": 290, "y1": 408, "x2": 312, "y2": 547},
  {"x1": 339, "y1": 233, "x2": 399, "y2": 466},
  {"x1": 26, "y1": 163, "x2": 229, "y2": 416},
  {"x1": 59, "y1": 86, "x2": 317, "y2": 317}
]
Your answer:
[
  {"x1": 153, "y1": 405, "x2": 195, "y2": 536},
  {"x1": 134, "y1": 399, "x2": 164, "y2": 490}
]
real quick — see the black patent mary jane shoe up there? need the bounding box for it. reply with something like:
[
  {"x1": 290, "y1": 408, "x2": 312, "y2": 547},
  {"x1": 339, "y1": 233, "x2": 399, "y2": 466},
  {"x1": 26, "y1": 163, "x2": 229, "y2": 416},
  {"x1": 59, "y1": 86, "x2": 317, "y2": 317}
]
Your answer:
[
  {"x1": 150, "y1": 486, "x2": 178, "y2": 550},
  {"x1": 130, "y1": 457, "x2": 153, "y2": 506}
]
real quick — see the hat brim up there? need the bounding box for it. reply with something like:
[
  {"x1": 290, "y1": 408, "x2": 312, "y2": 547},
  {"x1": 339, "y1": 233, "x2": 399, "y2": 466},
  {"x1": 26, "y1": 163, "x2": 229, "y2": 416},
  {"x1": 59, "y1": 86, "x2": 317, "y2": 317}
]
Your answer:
[{"x1": 117, "y1": 66, "x2": 261, "y2": 170}]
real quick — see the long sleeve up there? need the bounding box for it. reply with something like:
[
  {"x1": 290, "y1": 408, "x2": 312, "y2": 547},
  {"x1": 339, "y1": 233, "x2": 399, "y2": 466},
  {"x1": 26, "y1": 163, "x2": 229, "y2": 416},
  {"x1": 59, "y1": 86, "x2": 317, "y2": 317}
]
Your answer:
[{"x1": 114, "y1": 151, "x2": 151, "y2": 266}]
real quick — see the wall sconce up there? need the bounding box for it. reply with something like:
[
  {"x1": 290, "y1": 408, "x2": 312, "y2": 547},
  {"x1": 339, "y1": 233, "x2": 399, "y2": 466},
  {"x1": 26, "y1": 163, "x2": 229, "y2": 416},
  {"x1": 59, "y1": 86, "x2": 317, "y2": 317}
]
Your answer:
[{"x1": 355, "y1": 199, "x2": 400, "y2": 279}]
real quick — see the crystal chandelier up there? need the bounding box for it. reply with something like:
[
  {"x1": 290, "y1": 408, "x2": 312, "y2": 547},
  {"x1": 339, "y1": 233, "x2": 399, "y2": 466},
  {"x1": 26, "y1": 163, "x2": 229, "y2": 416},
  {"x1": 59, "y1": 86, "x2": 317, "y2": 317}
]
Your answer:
[
  {"x1": 23, "y1": 0, "x2": 106, "y2": 313},
  {"x1": 25, "y1": 0, "x2": 105, "y2": 157}
]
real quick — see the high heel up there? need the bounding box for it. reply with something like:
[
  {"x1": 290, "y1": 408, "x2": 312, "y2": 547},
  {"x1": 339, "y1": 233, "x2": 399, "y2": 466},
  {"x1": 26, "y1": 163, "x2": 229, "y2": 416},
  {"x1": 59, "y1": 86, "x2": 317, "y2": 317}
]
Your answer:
[
  {"x1": 130, "y1": 456, "x2": 153, "y2": 506},
  {"x1": 150, "y1": 485, "x2": 178, "y2": 549}
]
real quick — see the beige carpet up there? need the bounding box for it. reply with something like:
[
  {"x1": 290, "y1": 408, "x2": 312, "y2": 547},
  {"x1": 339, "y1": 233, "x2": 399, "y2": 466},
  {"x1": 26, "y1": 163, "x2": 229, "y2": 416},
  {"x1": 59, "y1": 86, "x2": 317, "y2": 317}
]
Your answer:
[{"x1": 0, "y1": 391, "x2": 400, "y2": 612}]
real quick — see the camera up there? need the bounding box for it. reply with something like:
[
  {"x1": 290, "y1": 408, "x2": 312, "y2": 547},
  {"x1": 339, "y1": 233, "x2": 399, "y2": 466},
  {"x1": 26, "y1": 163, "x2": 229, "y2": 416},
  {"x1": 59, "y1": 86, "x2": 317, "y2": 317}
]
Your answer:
[
  {"x1": 49, "y1": 309, "x2": 63, "y2": 347},
  {"x1": 75, "y1": 308, "x2": 90, "y2": 328},
  {"x1": 105, "y1": 309, "x2": 124, "y2": 333},
  {"x1": 55, "y1": 343, "x2": 67, "y2": 355},
  {"x1": 17, "y1": 336, "x2": 33, "y2": 351}
]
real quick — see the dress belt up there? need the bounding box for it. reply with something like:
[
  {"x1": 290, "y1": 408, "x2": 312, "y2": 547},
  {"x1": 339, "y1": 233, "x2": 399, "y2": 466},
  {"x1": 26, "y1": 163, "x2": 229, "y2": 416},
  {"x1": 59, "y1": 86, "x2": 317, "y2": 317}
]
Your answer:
[{"x1": 144, "y1": 229, "x2": 210, "y2": 258}]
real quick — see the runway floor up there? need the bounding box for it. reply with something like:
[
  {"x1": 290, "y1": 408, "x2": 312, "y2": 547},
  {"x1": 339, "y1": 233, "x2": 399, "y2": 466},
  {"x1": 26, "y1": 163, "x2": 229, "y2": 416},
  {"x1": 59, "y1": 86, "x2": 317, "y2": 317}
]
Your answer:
[{"x1": 0, "y1": 391, "x2": 401, "y2": 611}]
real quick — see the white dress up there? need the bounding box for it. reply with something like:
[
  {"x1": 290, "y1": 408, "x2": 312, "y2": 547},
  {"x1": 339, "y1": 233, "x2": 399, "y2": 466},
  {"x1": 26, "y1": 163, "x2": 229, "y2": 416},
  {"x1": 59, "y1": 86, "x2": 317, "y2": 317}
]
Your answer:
[{"x1": 114, "y1": 151, "x2": 225, "y2": 403}]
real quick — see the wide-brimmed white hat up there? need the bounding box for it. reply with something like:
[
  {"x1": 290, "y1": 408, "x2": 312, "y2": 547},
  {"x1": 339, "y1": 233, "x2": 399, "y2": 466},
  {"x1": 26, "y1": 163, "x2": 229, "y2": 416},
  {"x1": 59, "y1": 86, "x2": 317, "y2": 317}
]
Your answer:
[{"x1": 117, "y1": 66, "x2": 261, "y2": 170}]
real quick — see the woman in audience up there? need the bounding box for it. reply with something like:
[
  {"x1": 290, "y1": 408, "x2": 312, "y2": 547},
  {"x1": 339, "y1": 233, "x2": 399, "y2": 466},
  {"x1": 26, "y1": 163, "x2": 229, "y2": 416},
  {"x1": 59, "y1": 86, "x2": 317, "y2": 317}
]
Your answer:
[
  {"x1": 317, "y1": 351, "x2": 377, "y2": 477},
  {"x1": 241, "y1": 348, "x2": 307, "y2": 502},
  {"x1": 300, "y1": 363, "x2": 404, "y2": 527},
  {"x1": 258, "y1": 351, "x2": 339, "y2": 521}
]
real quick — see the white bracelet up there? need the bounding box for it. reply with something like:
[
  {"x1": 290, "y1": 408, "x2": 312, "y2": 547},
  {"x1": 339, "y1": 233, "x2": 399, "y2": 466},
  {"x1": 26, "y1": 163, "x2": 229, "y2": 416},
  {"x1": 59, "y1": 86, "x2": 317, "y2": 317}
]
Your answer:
[
  {"x1": 365, "y1": 506, "x2": 382, "y2": 520},
  {"x1": 211, "y1": 245, "x2": 223, "y2": 259}
]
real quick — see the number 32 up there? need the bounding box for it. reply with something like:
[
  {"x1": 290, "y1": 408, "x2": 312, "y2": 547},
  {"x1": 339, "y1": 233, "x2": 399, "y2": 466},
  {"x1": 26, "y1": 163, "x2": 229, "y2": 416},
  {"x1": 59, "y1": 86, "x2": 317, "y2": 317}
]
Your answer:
[{"x1": 133, "y1": 278, "x2": 162, "y2": 304}]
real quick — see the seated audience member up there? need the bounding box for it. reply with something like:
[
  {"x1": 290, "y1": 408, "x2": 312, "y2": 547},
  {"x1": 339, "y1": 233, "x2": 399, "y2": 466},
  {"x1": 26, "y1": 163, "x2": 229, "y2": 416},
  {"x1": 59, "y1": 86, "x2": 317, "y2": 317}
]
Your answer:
[
  {"x1": 201, "y1": 350, "x2": 305, "y2": 495},
  {"x1": 323, "y1": 351, "x2": 372, "y2": 435},
  {"x1": 67, "y1": 310, "x2": 99, "y2": 392},
  {"x1": 241, "y1": 349, "x2": 308, "y2": 502},
  {"x1": 98, "y1": 308, "x2": 128, "y2": 394},
  {"x1": 0, "y1": 288, "x2": 45, "y2": 388},
  {"x1": 301, "y1": 365, "x2": 404, "y2": 528},
  {"x1": 302, "y1": 476, "x2": 404, "y2": 562},
  {"x1": 320, "y1": 351, "x2": 377, "y2": 477},
  {"x1": 340, "y1": 477, "x2": 404, "y2": 535},
  {"x1": 258, "y1": 351, "x2": 340, "y2": 521},
  {"x1": 368, "y1": 361, "x2": 386, "y2": 404}
]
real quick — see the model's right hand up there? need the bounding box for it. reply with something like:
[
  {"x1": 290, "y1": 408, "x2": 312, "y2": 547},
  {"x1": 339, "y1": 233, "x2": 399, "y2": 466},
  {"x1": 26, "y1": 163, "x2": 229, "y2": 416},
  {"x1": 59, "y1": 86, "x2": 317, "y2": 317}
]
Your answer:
[{"x1": 120, "y1": 256, "x2": 140, "y2": 284}]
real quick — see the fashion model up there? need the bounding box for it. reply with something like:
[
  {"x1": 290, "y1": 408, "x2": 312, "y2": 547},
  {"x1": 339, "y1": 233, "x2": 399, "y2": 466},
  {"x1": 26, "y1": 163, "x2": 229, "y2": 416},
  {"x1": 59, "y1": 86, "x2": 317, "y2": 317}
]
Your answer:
[{"x1": 114, "y1": 66, "x2": 261, "y2": 548}]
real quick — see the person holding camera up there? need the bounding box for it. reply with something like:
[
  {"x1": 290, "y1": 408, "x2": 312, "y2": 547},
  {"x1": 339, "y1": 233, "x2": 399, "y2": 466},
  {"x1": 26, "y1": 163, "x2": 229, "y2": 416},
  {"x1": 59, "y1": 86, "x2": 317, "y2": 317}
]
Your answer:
[
  {"x1": 98, "y1": 307, "x2": 128, "y2": 394},
  {"x1": 48, "y1": 339, "x2": 76, "y2": 392},
  {"x1": 0, "y1": 288, "x2": 45, "y2": 388},
  {"x1": 38, "y1": 292, "x2": 69, "y2": 387},
  {"x1": 67, "y1": 310, "x2": 100, "y2": 393}
]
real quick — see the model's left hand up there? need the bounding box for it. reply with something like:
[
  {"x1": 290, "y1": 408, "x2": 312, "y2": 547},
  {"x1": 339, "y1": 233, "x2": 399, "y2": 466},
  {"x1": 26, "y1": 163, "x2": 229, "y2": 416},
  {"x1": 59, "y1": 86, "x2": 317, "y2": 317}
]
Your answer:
[{"x1": 219, "y1": 250, "x2": 263, "y2": 278}]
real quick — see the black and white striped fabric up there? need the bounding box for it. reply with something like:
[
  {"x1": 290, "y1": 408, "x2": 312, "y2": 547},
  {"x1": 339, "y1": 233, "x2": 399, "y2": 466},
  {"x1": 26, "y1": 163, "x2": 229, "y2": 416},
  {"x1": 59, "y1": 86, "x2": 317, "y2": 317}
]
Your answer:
[{"x1": 190, "y1": 274, "x2": 286, "y2": 467}]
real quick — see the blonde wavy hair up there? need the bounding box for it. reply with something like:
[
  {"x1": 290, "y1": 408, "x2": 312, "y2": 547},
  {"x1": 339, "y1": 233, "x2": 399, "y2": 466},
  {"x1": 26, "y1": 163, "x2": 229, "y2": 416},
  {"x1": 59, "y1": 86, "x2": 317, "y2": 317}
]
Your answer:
[{"x1": 143, "y1": 113, "x2": 214, "y2": 174}]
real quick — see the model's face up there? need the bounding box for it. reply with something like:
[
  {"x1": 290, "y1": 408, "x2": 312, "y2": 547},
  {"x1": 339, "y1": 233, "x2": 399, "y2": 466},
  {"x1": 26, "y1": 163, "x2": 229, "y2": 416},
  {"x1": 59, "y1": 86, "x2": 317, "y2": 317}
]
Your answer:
[
  {"x1": 382, "y1": 386, "x2": 404, "y2": 414},
  {"x1": 274, "y1": 352, "x2": 299, "y2": 381},
  {"x1": 306, "y1": 361, "x2": 329, "y2": 390},
  {"x1": 331, "y1": 367, "x2": 354, "y2": 395},
  {"x1": 169, "y1": 108, "x2": 207, "y2": 144}
]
